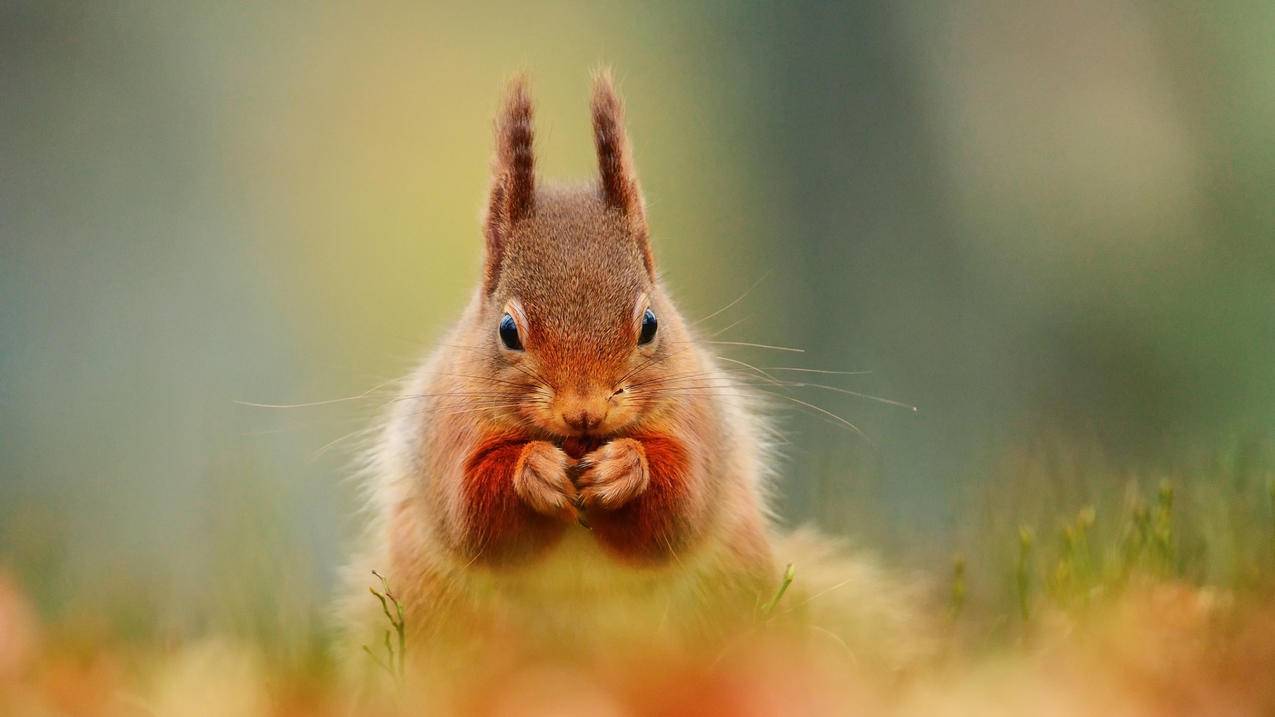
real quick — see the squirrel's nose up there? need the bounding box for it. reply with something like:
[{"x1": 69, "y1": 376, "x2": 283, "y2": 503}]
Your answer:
[{"x1": 562, "y1": 407, "x2": 605, "y2": 433}]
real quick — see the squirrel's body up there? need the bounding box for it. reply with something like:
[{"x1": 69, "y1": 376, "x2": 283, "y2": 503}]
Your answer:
[
  {"x1": 352, "y1": 280, "x2": 776, "y2": 654},
  {"x1": 340, "y1": 74, "x2": 931, "y2": 689}
]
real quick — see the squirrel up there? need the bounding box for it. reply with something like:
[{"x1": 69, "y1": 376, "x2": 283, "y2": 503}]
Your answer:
[{"x1": 340, "y1": 72, "x2": 930, "y2": 688}]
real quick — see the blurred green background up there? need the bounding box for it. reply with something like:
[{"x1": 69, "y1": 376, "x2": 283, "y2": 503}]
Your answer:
[{"x1": 2, "y1": 1, "x2": 1273, "y2": 641}]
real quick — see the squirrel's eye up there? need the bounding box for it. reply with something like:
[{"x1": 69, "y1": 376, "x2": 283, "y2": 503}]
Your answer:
[
  {"x1": 499, "y1": 313, "x2": 523, "y2": 351},
  {"x1": 638, "y1": 308, "x2": 658, "y2": 345}
]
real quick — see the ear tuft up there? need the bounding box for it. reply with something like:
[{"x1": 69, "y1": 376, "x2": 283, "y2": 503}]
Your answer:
[
  {"x1": 495, "y1": 74, "x2": 535, "y2": 221},
  {"x1": 483, "y1": 74, "x2": 536, "y2": 294},
  {"x1": 591, "y1": 69, "x2": 652, "y2": 275}
]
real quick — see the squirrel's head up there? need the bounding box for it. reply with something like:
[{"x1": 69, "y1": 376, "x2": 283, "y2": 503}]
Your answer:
[{"x1": 467, "y1": 72, "x2": 697, "y2": 440}]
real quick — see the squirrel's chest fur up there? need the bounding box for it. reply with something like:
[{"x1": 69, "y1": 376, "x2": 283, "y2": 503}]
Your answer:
[{"x1": 455, "y1": 529, "x2": 709, "y2": 640}]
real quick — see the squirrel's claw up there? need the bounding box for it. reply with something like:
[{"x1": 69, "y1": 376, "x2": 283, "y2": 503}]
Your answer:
[{"x1": 576, "y1": 438, "x2": 650, "y2": 511}]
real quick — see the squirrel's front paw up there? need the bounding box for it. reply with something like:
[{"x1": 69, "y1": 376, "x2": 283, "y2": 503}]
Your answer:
[
  {"x1": 576, "y1": 438, "x2": 649, "y2": 510},
  {"x1": 514, "y1": 441, "x2": 578, "y2": 522}
]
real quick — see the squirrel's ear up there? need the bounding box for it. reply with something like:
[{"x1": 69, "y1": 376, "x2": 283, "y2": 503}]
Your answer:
[
  {"x1": 483, "y1": 75, "x2": 536, "y2": 294},
  {"x1": 591, "y1": 70, "x2": 654, "y2": 277}
]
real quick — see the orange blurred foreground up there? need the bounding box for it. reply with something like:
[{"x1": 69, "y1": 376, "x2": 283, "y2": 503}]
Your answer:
[{"x1": 2, "y1": 576, "x2": 1274, "y2": 716}]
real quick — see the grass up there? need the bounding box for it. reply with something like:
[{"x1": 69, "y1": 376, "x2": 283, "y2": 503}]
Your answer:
[
  {"x1": 758, "y1": 562, "x2": 796, "y2": 621},
  {"x1": 2, "y1": 439, "x2": 1275, "y2": 715},
  {"x1": 1014, "y1": 526, "x2": 1033, "y2": 622},
  {"x1": 361, "y1": 571, "x2": 406, "y2": 686}
]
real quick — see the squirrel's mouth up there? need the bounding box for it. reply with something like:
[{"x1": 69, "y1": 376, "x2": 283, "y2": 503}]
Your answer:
[
  {"x1": 522, "y1": 401, "x2": 636, "y2": 447},
  {"x1": 558, "y1": 436, "x2": 606, "y2": 461}
]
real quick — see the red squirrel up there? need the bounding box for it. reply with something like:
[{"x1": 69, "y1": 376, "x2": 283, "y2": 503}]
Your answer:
[{"x1": 342, "y1": 72, "x2": 928, "y2": 681}]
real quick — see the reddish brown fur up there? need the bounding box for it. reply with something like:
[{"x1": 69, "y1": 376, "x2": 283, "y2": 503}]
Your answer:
[
  {"x1": 588, "y1": 432, "x2": 698, "y2": 564},
  {"x1": 460, "y1": 434, "x2": 566, "y2": 565}
]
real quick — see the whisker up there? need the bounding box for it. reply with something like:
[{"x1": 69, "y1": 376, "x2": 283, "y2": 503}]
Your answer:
[
  {"x1": 626, "y1": 367, "x2": 731, "y2": 390},
  {"x1": 693, "y1": 270, "x2": 771, "y2": 326},
  {"x1": 394, "y1": 391, "x2": 525, "y2": 400},
  {"x1": 437, "y1": 343, "x2": 554, "y2": 383},
  {"x1": 705, "y1": 340, "x2": 805, "y2": 353},
  {"x1": 310, "y1": 425, "x2": 380, "y2": 461},
  {"x1": 509, "y1": 362, "x2": 555, "y2": 388},
  {"x1": 629, "y1": 382, "x2": 747, "y2": 393},
  {"x1": 764, "y1": 367, "x2": 873, "y2": 376},
  {"x1": 636, "y1": 379, "x2": 869, "y2": 441},
  {"x1": 392, "y1": 396, "x2": 525, "y2": 408},
  {"x1": 425, "y1": 393, "x2": 538, "y2": 403},
  {"x1": 616, "y1": 343, "x2": 699, "y2": 387},
  {"x1": 240, "y1": 411, "x2": 376, "y2": 438},
  {"x1": 629, "y1": 390, "x2": 758, "y2": 402},
  {"x1": 709, "y1": 357, "x2": 915, "y2": 412},
  {"x1": 642, "y1": 364, "x2": 912, "y2": 410},
  {"x1": 706, "y1": 316, "x2": 749, "y2": 338},
  {"x1": 752, "y1": 389, "x2": 869, "y2": 442},
  {"x1": 642, "y1": 388, "x2": 868, "y2": 438},
  {"x1": 783, "y1": 382, "x2": 918, "y2": 412},
  {"x1": 397, "y1": 401, "x2": 525, "y2": 418},
  {"x1": 425, "y1": 395, "x2": 541, "y2": 407},
  {"x1": 439, "y1": 372, "x2": 536, "y2": 389},
  {"x1": 431, "y1": 404, "x2": 528, "y2": 419},
  {"x1": 234, "y1": 377, "x2": 399, "y2": 409},
  {"x1": 713, "y1": 355, "x2": 783, "y2": 384}
]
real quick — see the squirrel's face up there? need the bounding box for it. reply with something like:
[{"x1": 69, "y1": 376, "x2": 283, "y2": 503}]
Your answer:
[
  {"x1": 479, "y1": 190, "x2": 689, "y2": 439},
  {"x1": 460, "y1": 74, "x2": 695, "y2": 440}
]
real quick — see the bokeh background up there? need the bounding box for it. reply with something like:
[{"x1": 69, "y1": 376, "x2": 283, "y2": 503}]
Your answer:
[{"x1": 3, "y1": 1, "x2": 1273, "y2": 647}]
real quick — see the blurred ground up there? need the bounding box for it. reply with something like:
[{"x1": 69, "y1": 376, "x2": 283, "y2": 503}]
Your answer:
[{"x1": 3, "y1": 574, "x2": 1274, "y2": 715}]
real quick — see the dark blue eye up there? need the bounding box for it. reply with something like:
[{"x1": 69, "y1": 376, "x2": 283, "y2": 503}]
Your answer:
[
  {"x1": 499, "y1": 313, "x2": 523, "y2": 351},
  {"x1": 638, "y1": 308, "x2": 658, "y2": 345}
]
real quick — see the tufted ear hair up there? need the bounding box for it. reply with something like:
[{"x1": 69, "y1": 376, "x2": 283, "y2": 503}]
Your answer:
[
  {"x1": 591, "y1": 69, "x2": 653, "y2": 277},
  {"x1": 483, "y1": 75, "x2": 536, "y2": 294}
]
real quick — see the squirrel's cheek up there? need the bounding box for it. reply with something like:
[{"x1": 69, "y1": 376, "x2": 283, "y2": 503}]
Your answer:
[{"x1": 606, "y1": 402, "x2": 641, "y2": 432}]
